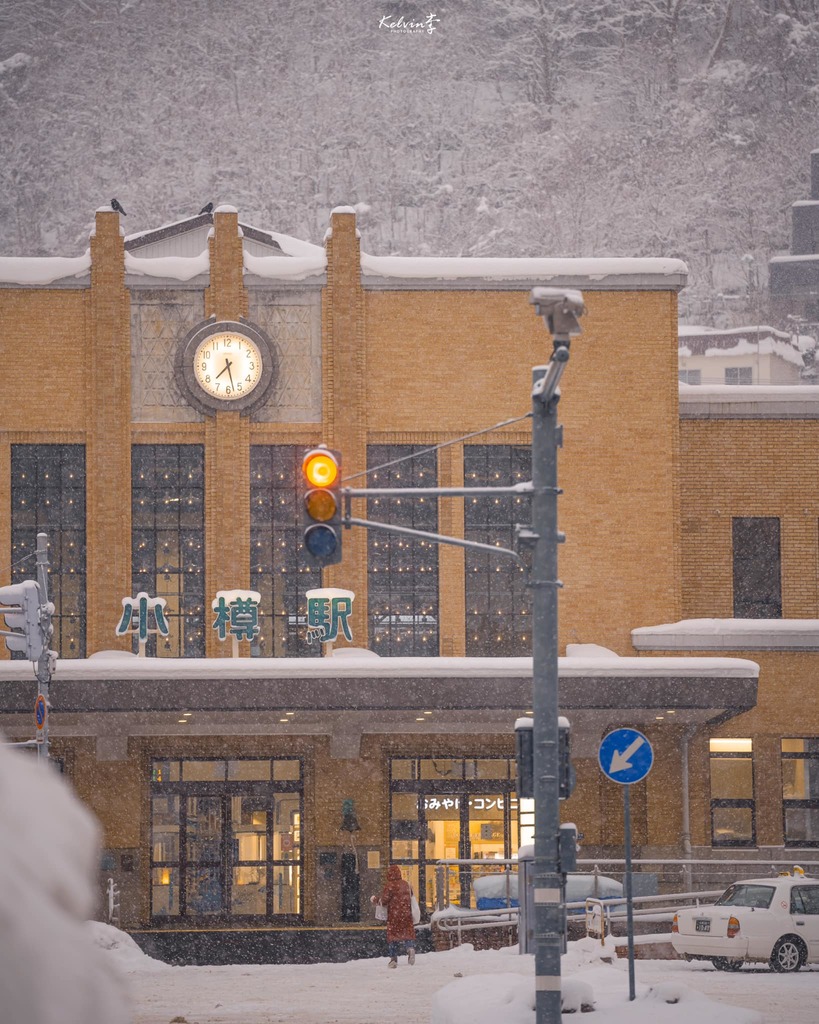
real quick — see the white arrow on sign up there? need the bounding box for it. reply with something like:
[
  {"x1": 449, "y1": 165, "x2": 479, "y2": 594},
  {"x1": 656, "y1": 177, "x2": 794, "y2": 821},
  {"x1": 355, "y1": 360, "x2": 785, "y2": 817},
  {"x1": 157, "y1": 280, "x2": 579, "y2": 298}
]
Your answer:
[{"x1": 609, "y1": 735, "x2": 645, "y2": 774}]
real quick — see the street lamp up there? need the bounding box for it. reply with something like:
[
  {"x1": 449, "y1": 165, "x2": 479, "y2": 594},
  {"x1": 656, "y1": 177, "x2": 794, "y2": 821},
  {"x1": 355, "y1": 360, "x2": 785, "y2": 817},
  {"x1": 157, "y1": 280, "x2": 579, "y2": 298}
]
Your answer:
[{"x1": 528, "y1": 286, "x2": 585, "y2": 1024}]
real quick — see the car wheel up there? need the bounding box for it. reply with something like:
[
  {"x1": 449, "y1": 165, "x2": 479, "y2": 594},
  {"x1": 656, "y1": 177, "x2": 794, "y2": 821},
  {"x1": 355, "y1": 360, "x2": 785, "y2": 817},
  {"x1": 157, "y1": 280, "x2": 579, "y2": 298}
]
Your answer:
[
  {"x1": 712, "y1": 957, "x2": 743, "y2": 972},
  {"x1": 770, "y1": 936, "x2": 805, "y2": 973}
]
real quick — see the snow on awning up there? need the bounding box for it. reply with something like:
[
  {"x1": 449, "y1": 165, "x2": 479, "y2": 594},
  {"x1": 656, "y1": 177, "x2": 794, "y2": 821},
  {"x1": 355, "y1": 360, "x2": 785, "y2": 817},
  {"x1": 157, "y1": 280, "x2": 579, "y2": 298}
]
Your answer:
[
  {"x1": 633, "y1": 618, "x2": 819, "y2": 651},
  {"x1": 0, "y1": 253, "x2": 91, "y2": 286}
]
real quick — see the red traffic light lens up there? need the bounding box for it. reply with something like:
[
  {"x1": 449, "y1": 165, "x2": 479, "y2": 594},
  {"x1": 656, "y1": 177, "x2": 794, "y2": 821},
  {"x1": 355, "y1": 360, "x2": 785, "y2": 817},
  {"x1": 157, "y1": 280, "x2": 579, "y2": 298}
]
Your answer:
[
  {"x1": 305, "y1": 489, "x2": 337, "y2": 522},
  {"x1": 303, "y1": 451, "x2": 339, "y2": 488}
]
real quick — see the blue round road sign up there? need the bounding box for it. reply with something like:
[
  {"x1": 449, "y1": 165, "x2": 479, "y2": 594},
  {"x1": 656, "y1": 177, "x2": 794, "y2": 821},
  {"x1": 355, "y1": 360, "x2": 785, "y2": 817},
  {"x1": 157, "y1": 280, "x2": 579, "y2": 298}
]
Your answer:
[
  {"x1": 598, "y1": 728, "x2": 653, "y2": 785},
  {"x1": 34, "y1": 694, "x2": 47, "y2": 730}
]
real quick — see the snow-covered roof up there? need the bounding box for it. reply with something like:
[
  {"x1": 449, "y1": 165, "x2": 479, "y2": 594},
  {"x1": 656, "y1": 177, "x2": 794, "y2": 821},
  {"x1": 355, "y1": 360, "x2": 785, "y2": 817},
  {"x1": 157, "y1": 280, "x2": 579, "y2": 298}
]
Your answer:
[
  {"x1": 0, "y1": 253, "x2": 91, "y2": 287},
  {"x1": 678, "y1": 324, "x2": 812, "y2": 365},
  {"x1": 633, "y1": 619, "x2": 819, "y2": 651},
  {"x1": 679, "y1": 384, "x2": 819, "y2": 418},
  {"x1": 360, "y1": 253, "x2": 688, "y2": 291}
]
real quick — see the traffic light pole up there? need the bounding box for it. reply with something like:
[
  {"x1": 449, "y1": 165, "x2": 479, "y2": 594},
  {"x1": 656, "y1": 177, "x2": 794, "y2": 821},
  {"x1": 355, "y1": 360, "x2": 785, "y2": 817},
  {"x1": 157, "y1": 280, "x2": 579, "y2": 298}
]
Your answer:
[
  {"x1": 34, "y1": 532, "x2": 52, "y2": 761},
  {"x1": 531, "y1": 357, "x2": 565, "y2": 1023}
]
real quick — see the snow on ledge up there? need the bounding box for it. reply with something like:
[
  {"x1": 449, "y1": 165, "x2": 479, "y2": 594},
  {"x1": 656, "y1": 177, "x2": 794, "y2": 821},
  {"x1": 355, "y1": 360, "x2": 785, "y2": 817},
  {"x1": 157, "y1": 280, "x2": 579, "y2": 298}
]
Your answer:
[
  {"x1": 0, "y1": 651, "x2": 758, "y2": 682},
  {"x1": 633, "y1": 618, "x2": 819, "y2": 651},
  {"x1": 124, "y1": 250, "x2": 209, "y2": 281},
  {"x1": 0, "y1": 252, "x2": 91, "y2": 285},
  {"x1": 360, "y1": 252, "x2": 688, "y2": 282}
]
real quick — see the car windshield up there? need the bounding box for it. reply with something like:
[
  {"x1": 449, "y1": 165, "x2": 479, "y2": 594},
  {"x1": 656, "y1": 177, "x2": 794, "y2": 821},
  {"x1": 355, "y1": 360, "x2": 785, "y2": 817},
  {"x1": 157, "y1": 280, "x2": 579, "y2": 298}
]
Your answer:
[{"x1": 715, "y1": 884, "x2": 775, "y2": 909}]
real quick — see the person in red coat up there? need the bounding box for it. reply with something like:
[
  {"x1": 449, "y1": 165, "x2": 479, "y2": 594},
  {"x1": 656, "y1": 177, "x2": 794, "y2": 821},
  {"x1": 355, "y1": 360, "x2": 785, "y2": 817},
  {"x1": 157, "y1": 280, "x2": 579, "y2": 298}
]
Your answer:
[{"x1": 371, "y1": 863, "x2": 417, "y2": 967}]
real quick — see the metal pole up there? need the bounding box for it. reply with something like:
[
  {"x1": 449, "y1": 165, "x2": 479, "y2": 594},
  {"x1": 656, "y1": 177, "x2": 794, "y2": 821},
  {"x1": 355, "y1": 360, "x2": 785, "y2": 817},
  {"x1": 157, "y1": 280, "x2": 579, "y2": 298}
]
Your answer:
[
  {"x1": 623, "y1": 784, "x2": 636, "y2": 1000},
  {"x1": 531, "y1": 361, "x2": 563, "y2": 1023},
  {"x1": 34, "y1": 532, "x2": 50, "y2": 762}
]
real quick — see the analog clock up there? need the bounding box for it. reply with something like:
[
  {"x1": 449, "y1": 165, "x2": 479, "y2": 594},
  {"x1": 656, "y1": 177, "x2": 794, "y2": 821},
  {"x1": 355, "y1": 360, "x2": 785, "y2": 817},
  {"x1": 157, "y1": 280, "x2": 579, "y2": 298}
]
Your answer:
[
  {"x1": 176, "y1": 319, "x2": 276, "y2": 415},
  {"x1": 194, "y1": 330, "x2": 263, "y2": 401}
]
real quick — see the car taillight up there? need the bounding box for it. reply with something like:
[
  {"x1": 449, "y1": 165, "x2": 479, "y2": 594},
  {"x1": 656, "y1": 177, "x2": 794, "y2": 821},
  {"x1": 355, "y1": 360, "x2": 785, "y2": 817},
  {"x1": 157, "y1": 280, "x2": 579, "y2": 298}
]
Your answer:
[
  {"x1": 672, "y1": 914, "x2": 679, "y2": 933},
  {"x1": 727, "y1": 916, "x2": 740, "y2": 938}
]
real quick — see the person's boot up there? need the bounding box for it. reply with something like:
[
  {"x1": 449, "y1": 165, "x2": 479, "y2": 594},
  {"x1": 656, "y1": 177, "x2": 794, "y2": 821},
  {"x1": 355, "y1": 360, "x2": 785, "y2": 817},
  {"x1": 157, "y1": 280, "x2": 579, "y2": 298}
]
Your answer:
[
  {"x1": 408, "y1": 948, "x2": 416, "y2": 965},
  {"x1": 388, "y1": 958, "x2": 397, "y2": 969}
]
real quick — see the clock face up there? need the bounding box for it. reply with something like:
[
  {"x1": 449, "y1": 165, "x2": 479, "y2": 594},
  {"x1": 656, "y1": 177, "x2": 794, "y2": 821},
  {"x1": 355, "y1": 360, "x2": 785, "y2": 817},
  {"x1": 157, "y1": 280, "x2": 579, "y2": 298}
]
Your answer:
[{"x1": 193, "y1": 331, "x2": 263, "y2": 401}]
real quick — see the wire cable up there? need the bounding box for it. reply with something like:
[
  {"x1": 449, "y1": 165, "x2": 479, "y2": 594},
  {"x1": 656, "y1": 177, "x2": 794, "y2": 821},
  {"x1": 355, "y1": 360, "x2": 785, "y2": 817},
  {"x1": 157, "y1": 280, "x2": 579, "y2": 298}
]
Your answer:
[{"x1": 342, "y1": 411, "x2": 533, "y2": 483}]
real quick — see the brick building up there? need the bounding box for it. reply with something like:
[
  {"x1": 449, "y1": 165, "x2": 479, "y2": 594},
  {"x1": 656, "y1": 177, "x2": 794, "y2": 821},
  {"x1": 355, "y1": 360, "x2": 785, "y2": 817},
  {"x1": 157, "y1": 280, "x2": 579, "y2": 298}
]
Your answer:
[{"x1": 0, "y1": 205, "x2": 816, "y2": 962}]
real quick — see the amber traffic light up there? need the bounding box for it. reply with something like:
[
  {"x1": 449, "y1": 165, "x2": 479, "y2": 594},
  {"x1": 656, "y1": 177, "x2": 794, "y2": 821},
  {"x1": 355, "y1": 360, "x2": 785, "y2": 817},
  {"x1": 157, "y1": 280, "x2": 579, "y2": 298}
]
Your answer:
[{"x1": 302, "y1": 446, "x2": 343, "y2": 566}]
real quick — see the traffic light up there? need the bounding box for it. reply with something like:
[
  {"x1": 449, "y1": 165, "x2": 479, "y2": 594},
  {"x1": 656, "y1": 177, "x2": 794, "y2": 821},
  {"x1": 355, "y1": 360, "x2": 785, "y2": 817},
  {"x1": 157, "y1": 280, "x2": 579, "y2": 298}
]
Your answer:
[
  {"x1": 0, "y1": 579, "x2": 49, "y2": 662},
  {"x1": 515, "y1": 715, "x2": 575, "y2": 801},
  {"x1": 302, "y1": 445, "x2": 343, "y2": 567}
]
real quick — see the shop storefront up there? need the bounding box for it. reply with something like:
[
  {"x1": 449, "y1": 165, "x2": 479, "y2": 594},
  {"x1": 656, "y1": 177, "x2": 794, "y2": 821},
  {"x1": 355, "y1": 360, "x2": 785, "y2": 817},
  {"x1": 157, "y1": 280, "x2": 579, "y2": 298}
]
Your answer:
[{"x1": 389, "y1": 755, "x2": 518, "y2": 908}]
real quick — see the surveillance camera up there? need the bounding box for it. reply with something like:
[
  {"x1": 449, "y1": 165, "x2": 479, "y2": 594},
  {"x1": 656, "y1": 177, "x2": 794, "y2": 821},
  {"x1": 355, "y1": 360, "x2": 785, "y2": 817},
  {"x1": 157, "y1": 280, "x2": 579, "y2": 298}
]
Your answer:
[{"x1": 529, "y1": 287, "x2": 586, "y2": 338}]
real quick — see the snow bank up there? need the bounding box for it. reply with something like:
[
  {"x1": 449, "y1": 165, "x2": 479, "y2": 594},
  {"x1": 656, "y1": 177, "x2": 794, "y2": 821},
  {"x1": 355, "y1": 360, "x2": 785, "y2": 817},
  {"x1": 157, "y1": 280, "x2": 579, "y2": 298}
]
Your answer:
[
  {"x1": 88, "y1": 921, "x2": 168, "y2": 973},
  {"x1": 432, "y1": 962, "x2": 762, "y2": 1024},
  {"x1": 0, "y1": 739, "x2": 131, "y2": 1024},
  {"x1": 243, "y1": 250, "x2": 326, "y2": 280}
]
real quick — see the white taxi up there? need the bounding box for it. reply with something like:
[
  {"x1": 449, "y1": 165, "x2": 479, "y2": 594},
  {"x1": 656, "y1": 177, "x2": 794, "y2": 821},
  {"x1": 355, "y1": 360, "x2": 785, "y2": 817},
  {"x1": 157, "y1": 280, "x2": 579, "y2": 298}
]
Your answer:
[{"x1": 671, "y1": 872, "x2": 819, "y2": 973}]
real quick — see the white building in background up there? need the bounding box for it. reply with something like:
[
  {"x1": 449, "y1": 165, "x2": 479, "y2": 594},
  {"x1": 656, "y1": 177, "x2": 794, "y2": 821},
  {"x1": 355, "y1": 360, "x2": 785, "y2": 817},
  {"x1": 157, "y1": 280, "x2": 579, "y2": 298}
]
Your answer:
[{"x1": 678, "y1": 325, "x2": 815, "y2": 385}]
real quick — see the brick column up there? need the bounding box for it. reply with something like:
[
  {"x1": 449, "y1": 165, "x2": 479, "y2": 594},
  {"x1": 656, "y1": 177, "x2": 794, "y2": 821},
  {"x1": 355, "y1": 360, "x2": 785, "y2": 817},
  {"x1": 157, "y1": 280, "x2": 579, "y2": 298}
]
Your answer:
[
  {"x1": 438, "y1": 443, "x2": 465, "y2": 656},
  {"x1": 86, "y1": 210, "x2": 132, "y2": 654},
  {"x1": 204, "y1": 209, "x2": 251, "y2": 657},
  {"x1": 323, "y1": 210, "x2": 368, "y2": 646}
]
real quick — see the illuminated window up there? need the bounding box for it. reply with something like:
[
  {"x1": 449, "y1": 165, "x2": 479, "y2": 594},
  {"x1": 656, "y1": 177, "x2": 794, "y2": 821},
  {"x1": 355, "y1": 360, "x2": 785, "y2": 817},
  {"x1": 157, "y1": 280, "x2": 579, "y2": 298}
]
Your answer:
[
  {"x1": 11, "y1": 445, "x2": 86, "y2": 658},
  {"x1": 367, "y1": 446, "x2": 439, "y2": 656},
  {"x1": 249, "y1": 446, "x2": 321, "y2": 657},
  {"x1": 781, "y1": 738, "x2": 819, "y2": 847},
  {"x1": 464, "y1": 445, "x2": 531, "y2": 655},
  {"x1": 732, "y1": 517, "x2": 781, "y2": 618},
  {"x1": 150, "y1": 757, "x2": 303, "y2": 920},
  {"x1": 709, "y1": 738, "x2": 755, "y2": 847},
  {"x1": 132, "y1": 446, "x2": 205, "y2": 657}
]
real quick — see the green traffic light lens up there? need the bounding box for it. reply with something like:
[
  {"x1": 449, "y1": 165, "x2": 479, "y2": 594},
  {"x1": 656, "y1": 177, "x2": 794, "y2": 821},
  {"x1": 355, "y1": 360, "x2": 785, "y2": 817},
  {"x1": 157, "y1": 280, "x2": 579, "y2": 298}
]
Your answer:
[
  {"x1": 304, "y1": 524, "x2": 338, "y2": 557},
  {"x1": 305, "y1": 489, "x2": 337, "y2": 522}
]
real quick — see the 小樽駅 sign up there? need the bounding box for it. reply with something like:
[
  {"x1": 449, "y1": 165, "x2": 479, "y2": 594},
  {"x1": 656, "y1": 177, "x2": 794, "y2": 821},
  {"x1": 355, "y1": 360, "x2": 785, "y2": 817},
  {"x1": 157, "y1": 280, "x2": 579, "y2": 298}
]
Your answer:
[{"x1": 305, "y1": 588, "x2": 354, "y2": 645}]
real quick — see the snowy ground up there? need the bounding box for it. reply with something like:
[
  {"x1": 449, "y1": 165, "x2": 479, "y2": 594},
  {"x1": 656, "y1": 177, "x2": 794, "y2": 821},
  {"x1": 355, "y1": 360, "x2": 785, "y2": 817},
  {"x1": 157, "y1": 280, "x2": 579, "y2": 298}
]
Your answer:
[{"x1": 92, "y1": 924, "x2": 819, "y2": 1024}]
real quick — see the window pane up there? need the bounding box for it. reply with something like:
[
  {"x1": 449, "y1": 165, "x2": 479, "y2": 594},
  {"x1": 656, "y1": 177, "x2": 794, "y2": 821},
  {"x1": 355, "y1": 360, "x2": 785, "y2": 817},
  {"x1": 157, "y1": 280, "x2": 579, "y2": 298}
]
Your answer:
[
  {"x1": 420, "y1": 758, "x2": 463, "y2": 780},
  {"x1": 367, "y1": 445, "x2": 439, "y2": 656},
  {"x1": 152, "y1": 867, "x2": 179, "y2": 916},
  {"x1": 274, "y1": 794, "x2": 300, "y2": 860},
  {"x1": 464, "y1": 446, "x2": 531, "y2": 656},
  {"x1": 250, "y1": 446, "x2": 321, "y2": 657},
  {"x1": 391, "y1": 759, "x2": 415, "y2": 781},
  {"x1": 152, "y1": 760, "x2": 180, "y2": 783},
  {"x1": 273, "y1": 760, "x2": 301, "y2": 781},
  {"x1": 712, "y1": 806, "x2": 754, "y2": 844},
  {"x1": 271, "y1": 864, "x2": 300, "y2": 914},
  {"x1": 187, "y1": 865, "x2": 222, "y2": 914},
  {"x1": 732, "y1": 517, "x2": 781, "y2": 618},
  {"x1": 132, "y1": 445, "x2": 205, "y2": 657},
  {"x1": 228, "y1": 760, "x2": 271, "y2": 781},
  {"x1": 232, "y1": 867, "x2": 267, "y2": 915},
  {"x1": 784, "y1": 807, "x2": 819, "y2": 845},
  {"x1": 392, "y1": 793, "x2": 419, "y2": 820},
  {"x1": 187, "y1": 797, "x2": 222, "y2": 862},
  {"x1": 710, "y1": 758, "x2": 754, "y2": 799},
  {"x1": 11, "y1": 445, "x2": 87, "y2": 658},
  {"x1": 182, "y1": 761, "x2": 226, "y2": 782},
  {"x1": 783, "y1": 759, "x2": 809, "y2": 799}
]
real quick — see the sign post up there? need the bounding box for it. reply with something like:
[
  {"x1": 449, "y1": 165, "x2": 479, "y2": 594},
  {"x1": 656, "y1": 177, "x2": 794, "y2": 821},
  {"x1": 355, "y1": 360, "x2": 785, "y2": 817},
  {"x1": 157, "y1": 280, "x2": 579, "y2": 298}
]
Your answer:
[{"x1": 598, "y1": 727, "x2": 654, "y2": 1001}]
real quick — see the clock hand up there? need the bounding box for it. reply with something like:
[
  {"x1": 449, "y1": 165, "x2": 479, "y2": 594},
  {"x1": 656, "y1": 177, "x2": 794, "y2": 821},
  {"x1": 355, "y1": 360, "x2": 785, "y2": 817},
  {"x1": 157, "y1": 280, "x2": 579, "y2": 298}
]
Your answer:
[
  {"x1": 215, "y1": 358, "x2": 231, "y2": 380},
  {"x1": 226, "y1": 360, "x2": 235, "y2": 390}
]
